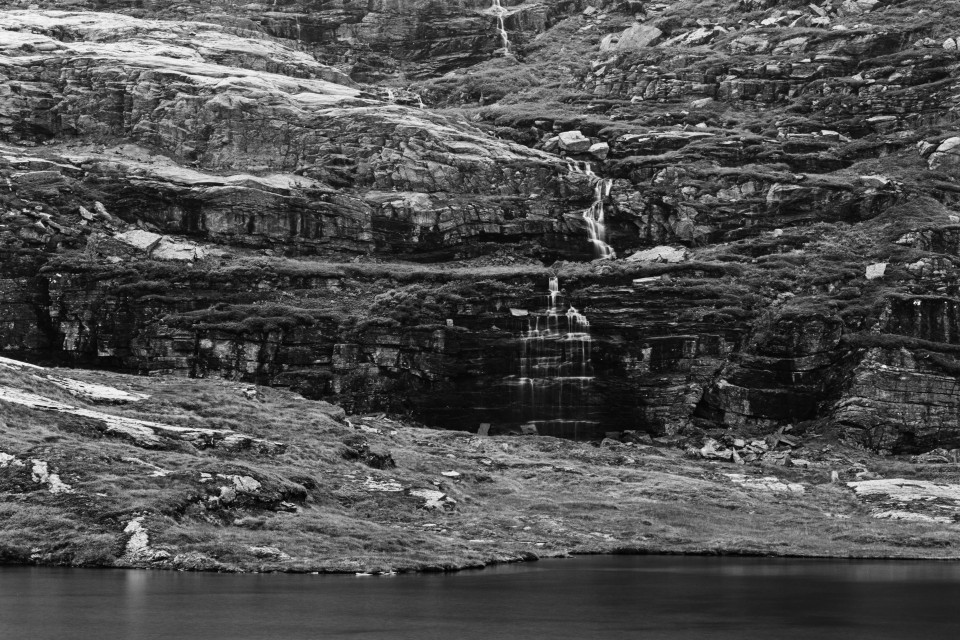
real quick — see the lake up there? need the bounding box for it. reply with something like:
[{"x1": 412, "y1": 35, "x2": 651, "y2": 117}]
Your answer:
[{"x1": 2, "y1": 555, "x2": 959, "y2": 639}]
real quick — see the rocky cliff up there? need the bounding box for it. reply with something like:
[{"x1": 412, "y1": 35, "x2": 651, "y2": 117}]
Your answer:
[{"x1": 5, "y1": 0, "x2": 960, "y2": 453}]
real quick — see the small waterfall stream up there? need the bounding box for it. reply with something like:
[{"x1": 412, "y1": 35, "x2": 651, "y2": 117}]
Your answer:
[
  {"x1": 491, "y1": 0, "x2": 511, "y2": 55},
  {"x1": 507, "y1": 277, "x2": 599, "y2": 438},
  {"x1": 568, "y1": 161, "x2": 616, "y2": 259}
]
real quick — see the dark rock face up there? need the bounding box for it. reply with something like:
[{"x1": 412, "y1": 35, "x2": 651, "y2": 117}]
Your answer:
[{"x1": 7, "y1": 1, "x2": 960, "y2": 449}]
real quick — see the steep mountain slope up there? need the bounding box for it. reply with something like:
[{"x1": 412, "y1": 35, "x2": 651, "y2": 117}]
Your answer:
[{"x1": 4, "y1": 0, "x2": 960, "y2": 454}]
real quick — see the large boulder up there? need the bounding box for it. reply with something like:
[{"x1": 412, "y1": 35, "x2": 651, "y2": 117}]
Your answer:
[
  {"x1": 928, "y1": 137, "x2": 960, "y2": 172},
  {"x1": 601, "y1": 23, "x2": 663, "y2": 51},
  {"x1": 558, "y1": 131, "x2": 593, "y2": 153}
]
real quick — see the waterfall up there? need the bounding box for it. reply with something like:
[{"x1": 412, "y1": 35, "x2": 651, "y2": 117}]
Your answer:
[
  {"x1": 568, "y1": 162, "x2": 616, "y2": 259},
  {"x1": 491, "y1": 0, "x2": 511, "y2": 55},
  {"x1": 508, "y1": 277, "x2": 598, "y2": 439}
]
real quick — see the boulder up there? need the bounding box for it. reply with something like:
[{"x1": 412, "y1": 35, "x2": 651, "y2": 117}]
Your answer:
[
  {"x1": 115, "y1": 230, "x2": 162, "y2": 252},
  {"x1": 699, "y1": 438, "x2": 734, "y2": 461},
  {"x1": 866, "y1": 262, "x2": 887, "y2": 280},
  {"x1": 588, "y1": 142, "x2": 610, "y2": 159},
  {"x1": 626, "y1": 246, "x2": 686, "y2": 263},
  {"x1": 152, "y1": 238, "x2": 201, "y2": 261},
  {"x1": 929, "y1": 137, "x2": 960, "y2": 171},
  {"x1": 558, "y1": 131, "x2": 592, "y2": 153},
  {"x1": 615, "y1": 24, "x2": 663, "y2": 50}
]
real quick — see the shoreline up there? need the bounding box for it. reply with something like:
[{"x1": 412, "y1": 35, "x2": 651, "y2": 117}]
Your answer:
[
  {"x1": 5, "y1": 363, "x2": 960, "y2": 576},
  {"x1": 7, "y1": 544, "x2": 960, "y2": 577}
]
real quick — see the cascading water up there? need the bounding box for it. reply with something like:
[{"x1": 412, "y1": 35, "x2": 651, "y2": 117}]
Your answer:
[
  {"x1": 568, "y1": 161, "x2": 616, "y2": 259},
  {"x1": 491, "y1": 0, "x2": 511, "y2": 55},
  {"x1": 507, "y1": 277, "x2": 599, "y2": 439}
]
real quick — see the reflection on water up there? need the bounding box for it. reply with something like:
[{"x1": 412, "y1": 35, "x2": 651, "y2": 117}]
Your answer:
[{"x1": 3, "y1": 556, "x2": 960, "y2": 639}]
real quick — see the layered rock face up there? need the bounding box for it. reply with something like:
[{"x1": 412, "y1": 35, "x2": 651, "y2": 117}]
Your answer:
[
  {"x1": 0, "y1": 10, "x2": 603, "y2": 259},
  {"x1": 6, "y1": 1, "x2": 960, "y2": 449},
  {"x1": 20, "y1": 0, "x2": 579, "y2": 79}
]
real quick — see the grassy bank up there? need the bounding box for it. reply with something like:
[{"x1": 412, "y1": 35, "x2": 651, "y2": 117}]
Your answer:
[{"x1": 2, "y1": 362, "x2": 960, "y2": 573}]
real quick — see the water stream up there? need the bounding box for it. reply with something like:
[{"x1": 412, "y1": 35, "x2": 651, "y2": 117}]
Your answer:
[
  {"x1": 568, "y1": 161, "x2": 616, "y2": 259},
  {"x1": 508, "y1": 277, "x2": 598, "y2": 438},
  {"x1": 491, "y1": 0, "x2": 511, "y2": 55}
]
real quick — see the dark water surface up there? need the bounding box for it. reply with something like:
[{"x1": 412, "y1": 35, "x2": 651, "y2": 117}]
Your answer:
[{"x1": 3, "y1": 555, "x2": 960, "y2": 639}]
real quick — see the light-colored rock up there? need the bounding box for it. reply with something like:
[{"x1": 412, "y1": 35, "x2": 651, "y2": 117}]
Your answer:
[
  {"x1": 865, "y1": 262, "x2": 887, "y2": 280},
  {"x1": 874, "y1": 510, "x2": 952, "y2": 523},
  {"x1": 0, "y1": 356, "x2": 44, "y2": 371},
  {"x1": 726, "y1": 474, "x2": 805, "y2": 494},
  {"x1": 618, "y1": 24, "x2": 663, "y2": 49},
  {"x1": 249, "y1": 546, "x2": 292, "y2": 560},
  {"x1": 115, "y1": 230, "x2": 162, "y2": 252},
  {"x1": 152, "y1": 237, "x2": 201, "y2": 261},
  {"x1": 223, "y1": 474, "x2": 262, "y2": 493},
  {"x1": 123, "y1": 457, "x2": 171, "y2": 477},
  {"x1": 626, "y1": 246, "x2": 687, "y2": 263},
  {"x1": 929, "y1": 137, "x2": 960, "y2": 171},
  {"x1": 588, "y1": 142, "x2": 610, "y2": 160},
  {"x1": 725, "y1": 473, "x2": 806, "y2": 494},
  {"x1": 848, "y1": 479, "x2": 960, "y2": 522},
  {"x1": 0, "y1": 451, "x2": 24, "y2": 468},
  {"x1": 410, "y1": 488, "x2": 454, "y2": 509},
  {"x1": 730, "y1": 34, "x2": 771, "y2": 53},
  {"x1": 699, "y1": 438, "x2": 733, "y2": 461},
  {"x1": 44, "y1": 375, "x2": 149, "y2": 404},
  {"x1": 848, "y1": 478, "x2": 960, "y2": 502},
  {"x1": 0, "y1": 385, "x2": 281, "y2": 450},
  {"x1": 363, "y1": 476, "x2": 404, "y2": 492},
  {"x1": 31, "y1": 459, "x2": 73, "y2": 494},
  {"x1": 945, "y1": 38, "x2": 958, "y2": 51},
  {"x1": 558, "y1": 131, "x2": 592, "y2": 153},
  {"x1": 123, "y1": 517, "x2": 151, "y2": 560},
  {"x1": 93, "y1": 201, "x2": 112, "y2": 220}
]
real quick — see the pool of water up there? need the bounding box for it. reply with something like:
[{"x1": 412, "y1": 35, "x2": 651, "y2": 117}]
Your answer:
[{"x1": 3, "y1": 555, "x2": 959, "y2": 639}]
